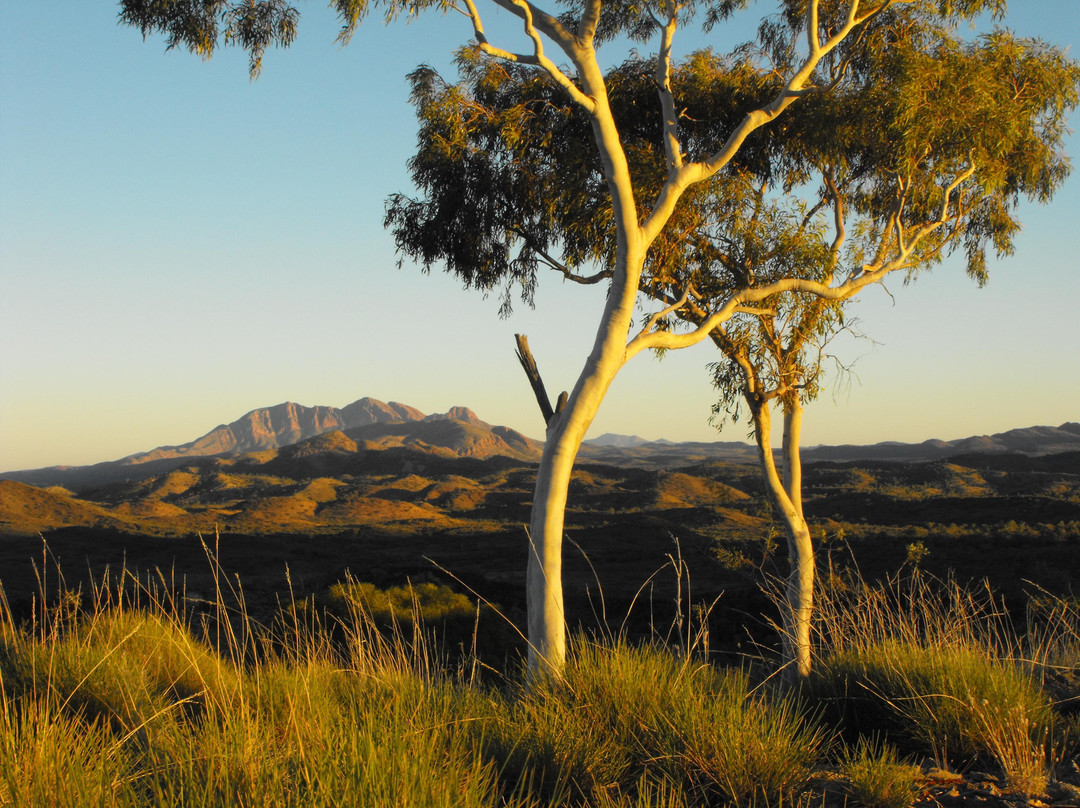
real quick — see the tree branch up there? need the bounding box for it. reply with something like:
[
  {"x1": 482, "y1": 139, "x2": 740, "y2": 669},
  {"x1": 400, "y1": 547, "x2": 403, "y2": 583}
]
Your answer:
[
  {"x1": 638, "y1": 283, "x2": 697, "y2": 337},
  {"x1": 628, "y1": 261, "x2": 891, "y2": 359},
  {"x1": 483, "y1": 0, "x2": 597, "y2": 113},
  {"x1": 507, "y1": 225, "x2": 610, "y2": 284},
  {"x1": 655, "y1": 1, "x2": 684, "y2": 174},
  {"x1": 823, "y1": 170, "x2": 846, "y2": 271},
  {"x1": 641, "y1": 0, "x2": 893, "y2": 246},
  {"x1": 548, "y1": 264, "x2": 611, "y2": 284},
  {"x1": 577, "y1": 0, "x2": 602, "y2": 45}
]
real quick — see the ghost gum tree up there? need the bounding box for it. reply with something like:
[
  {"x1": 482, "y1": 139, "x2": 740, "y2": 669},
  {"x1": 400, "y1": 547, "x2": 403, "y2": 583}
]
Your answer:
[
  {"x1": 693, "y1": 21, "x2": 1078, "y2": 679},
  {"x1": 119, "y1": 0, "x2": 1075, "y2": 676},
  {"x1": 643, "y1": 20, "x2": 1080, "y2": 679},
  {"x1": 380, "y1": 5, "x2": 1078, "y2": 679}
]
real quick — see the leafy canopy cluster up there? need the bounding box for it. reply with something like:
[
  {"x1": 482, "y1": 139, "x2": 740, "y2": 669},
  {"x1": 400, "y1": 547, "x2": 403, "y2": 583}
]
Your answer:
[{"x1": 385, "y1": 5, "x2": 1076, "y2": 415}]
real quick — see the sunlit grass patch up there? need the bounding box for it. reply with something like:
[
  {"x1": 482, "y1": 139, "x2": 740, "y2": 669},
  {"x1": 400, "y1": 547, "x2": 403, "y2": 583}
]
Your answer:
[
  {"x1": 813, "y1": 571, "x2": 1059, "y2": 797},
  {"x1": 141, "y1": 668, "x2": 515, "y2": 808},
  {"x1": 1, "y1": 697, "x2": 138, "y2": 808},
  {"x1": 5, "y1": 543, "x2": 1079, "y2": 808},
  {"x1": 485, "y1": 641, "x2": 826, "y2": 806}
]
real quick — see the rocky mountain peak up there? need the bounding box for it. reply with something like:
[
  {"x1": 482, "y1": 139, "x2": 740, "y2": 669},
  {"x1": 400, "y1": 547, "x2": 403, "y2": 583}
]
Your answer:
[
  {"x1": 340, "y1": 397, "x2": 424, "y2": 427},
  {"x1": 429, "y1": 406, "x2": 487, "y2": 426}
]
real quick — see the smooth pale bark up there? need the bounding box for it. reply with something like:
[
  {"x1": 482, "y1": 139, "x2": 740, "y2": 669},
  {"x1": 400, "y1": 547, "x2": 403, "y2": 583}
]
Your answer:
[
  {"x1": 525, "y1": 252, "x2": 642, "y2": 671},
  {"x1": 515, "y1": 1, "x2": 894, "y2": 677},
  {"x1": 781, "y1": 398, "x2": 815, "y2": 681},
  {"x1": 524, "y1": 74, "x2": 646, "y2": 670},
  {"x1": 748, "y1": 396, "x2": 815, "y2": 683},
  {"x1": 782, "y1": 398, "x2": 804, "y2": 520}
]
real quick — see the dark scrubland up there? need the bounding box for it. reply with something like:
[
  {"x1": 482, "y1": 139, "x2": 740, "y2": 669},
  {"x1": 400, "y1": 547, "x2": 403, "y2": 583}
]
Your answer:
[{"x1": 2, "y1": 441, "x2": 1080, "y2": 805}]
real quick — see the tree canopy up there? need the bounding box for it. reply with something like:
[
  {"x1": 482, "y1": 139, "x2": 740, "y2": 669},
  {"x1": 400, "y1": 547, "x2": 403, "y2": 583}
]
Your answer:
[{"x1": 388, "y1": 15, "x2": 1077, "y2": 323}]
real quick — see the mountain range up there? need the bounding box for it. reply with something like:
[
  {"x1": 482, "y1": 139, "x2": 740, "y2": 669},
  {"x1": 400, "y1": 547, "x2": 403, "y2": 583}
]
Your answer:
[
  {"x1": 122, "y1": 398, "x2": 426, "y2": 464},
  {"x1": 2, "y1": 396, "x2": 1078, "y2": 493},
  {"x1": 1, "y1": 395, "x2": 1078, "y2": 558},
  {"x1": 1, "y1": 398, "x2": 539, "y2": 490}
]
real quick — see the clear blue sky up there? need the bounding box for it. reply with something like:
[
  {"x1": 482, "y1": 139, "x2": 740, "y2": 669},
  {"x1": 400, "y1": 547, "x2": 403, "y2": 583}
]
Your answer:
[{"x1": 1, "y1": 2, "x2": 1078, "y2": 473}]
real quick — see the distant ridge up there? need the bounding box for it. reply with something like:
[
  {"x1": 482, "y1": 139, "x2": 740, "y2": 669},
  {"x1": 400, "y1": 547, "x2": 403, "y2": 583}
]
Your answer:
[
  {"x1": 0, "y1": 398, "x2": 541, "y2": 490},
  {"x1": 802, "y1": 422, "x2": 1080, "y2": 462},
  {"x1": 1, "y1": 410, "x2": 1078, "y2": 538},
  {"x1": 2, "y1": 393, "x2": 1076, "y2": 490},
  {"x1": 586, "y1": 433, "x2": 651, "y2": 448}
]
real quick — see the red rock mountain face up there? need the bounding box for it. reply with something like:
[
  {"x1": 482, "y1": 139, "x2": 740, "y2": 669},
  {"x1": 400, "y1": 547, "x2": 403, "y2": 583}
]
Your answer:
[
  {"x1": 122, "y1": 397, "x2": 429, "y2": 465},
  {"x1": 340, "y1": 398, "x2": 425, "y2": 426}
]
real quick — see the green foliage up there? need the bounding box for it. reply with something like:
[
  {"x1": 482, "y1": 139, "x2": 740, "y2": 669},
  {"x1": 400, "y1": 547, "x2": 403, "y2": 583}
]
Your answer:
[
  {"x1": 904, "y1": 540, "x2": 929, "y2": 567},
  {"x1": 380, "y1": 10, "x2": 1078, "y2": 427},
  {"x1": 326, "y1": 580, "x2": 474, "y2": 625},
  {"x1": 321, "y1": 579, "x2": 518, "y2": 664},
  {"x1": 118, "y1": 0, "x2": 299, "y2": 78}
]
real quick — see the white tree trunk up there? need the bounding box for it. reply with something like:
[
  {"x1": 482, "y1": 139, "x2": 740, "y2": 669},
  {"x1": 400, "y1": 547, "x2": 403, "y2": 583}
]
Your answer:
[
  {"x1": 524, "y1": 354, "x2": 624, "y2": 675},
  {"x1": 749, "y1": 397, "x2": 815, "y2": 683},
  {"x1": 524, "y1": 247, "x2": 645, "y2": 675},
  {"x1": 781, "y1": 399, "x2": 814, "y2": 682},
  {"x1": 525, "y1": 427, "x2": 573, "y2": 672},
  {"x1": 522, "y1": 58, "x2": 648, "y2": 677}
]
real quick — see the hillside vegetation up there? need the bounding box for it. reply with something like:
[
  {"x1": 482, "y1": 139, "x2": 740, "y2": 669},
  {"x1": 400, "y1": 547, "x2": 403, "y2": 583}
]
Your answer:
[{"x1": 2, "y1": 423, "x2": 1079, "y2": 653}]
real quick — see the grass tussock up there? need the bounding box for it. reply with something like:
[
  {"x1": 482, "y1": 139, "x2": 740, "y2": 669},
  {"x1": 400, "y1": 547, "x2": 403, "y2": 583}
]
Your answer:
[
  {"x1": 837, "y1": 738, "x2": 921, "y2": 808},
  {"x1": 488, "y1": 642, "x2": 825, "y2": 806},
  {"x1": 1, "y1": 584, "x2": 520, "y2": 807},
  {"x1": 811, "y1": 570, "x2": 1079, "y2": 798}
]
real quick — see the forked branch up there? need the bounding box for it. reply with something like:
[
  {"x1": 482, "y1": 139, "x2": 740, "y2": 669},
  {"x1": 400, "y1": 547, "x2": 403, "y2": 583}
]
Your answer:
[
  {"x1": 642, "y1": 0, "x2": 895, "y2": 246},
  {"x1": 515, "y1": 334, "x2": 556, "y2": 424}
]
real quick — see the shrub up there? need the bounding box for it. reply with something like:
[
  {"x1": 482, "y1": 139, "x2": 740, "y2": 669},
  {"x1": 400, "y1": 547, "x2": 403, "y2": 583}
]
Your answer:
[
  {"x1": 324, "y1": 579, "x2": 519, "y2": 666},
  {"x1": 813, "y1": 572, "x2": 1057, "y2": 797}
]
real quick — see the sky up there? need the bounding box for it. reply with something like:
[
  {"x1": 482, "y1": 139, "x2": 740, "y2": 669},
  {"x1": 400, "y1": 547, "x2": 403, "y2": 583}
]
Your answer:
[{"x1": 1, "y1": 2, "x2": 1078, "y2": 473}]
